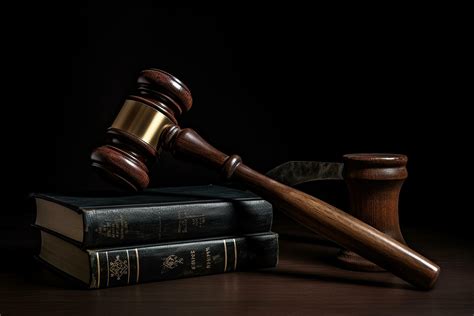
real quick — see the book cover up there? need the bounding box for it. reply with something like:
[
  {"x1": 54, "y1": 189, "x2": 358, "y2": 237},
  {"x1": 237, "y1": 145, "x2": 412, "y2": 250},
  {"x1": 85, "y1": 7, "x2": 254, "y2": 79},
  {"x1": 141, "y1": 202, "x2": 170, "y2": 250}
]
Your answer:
[
  {"x1": 38, "y1": 230, "x2": 279, "y2": 289},
  {"x1": 33, "y1": 185, "x2": 273, "y2": 248}
]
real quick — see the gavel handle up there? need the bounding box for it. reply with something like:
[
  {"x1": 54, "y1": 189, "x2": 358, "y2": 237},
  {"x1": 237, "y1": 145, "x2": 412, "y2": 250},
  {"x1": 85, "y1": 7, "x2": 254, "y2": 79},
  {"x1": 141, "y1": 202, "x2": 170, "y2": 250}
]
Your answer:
[{"x1": 162, "y1": 126, "x2": 440, "y2": 289}]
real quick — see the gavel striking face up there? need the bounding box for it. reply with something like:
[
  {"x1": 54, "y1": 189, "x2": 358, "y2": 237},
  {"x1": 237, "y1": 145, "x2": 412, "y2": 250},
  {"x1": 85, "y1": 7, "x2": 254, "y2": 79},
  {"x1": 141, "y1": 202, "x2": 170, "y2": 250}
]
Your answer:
[{"x1": 91, "y1": 69, "x2": 440, "y2": 289}]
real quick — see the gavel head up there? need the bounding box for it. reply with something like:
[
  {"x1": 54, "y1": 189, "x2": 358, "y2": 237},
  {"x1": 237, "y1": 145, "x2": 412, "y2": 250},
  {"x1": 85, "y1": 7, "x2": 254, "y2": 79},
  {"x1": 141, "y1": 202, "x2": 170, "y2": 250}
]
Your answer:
[{"x1": 91, "y1": 69, "x2": 192, "y2": 190}]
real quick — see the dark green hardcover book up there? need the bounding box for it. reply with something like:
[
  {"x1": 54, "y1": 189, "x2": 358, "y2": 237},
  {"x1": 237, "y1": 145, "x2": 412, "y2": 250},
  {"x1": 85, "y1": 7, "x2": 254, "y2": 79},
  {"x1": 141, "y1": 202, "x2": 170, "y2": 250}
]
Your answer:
[
  {"x1": 32, "y1": 185, "x2": 273, "y2": 248},
  {"x1": 37, "y1": 230, "x2": 279, "y2": 289}
]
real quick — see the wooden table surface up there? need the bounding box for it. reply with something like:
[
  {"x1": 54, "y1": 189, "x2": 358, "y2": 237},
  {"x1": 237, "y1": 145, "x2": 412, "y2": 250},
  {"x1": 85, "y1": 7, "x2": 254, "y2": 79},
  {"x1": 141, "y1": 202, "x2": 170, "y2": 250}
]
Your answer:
[{"x1": 1, "y1": 228, "x2": 472, "y2": 315}]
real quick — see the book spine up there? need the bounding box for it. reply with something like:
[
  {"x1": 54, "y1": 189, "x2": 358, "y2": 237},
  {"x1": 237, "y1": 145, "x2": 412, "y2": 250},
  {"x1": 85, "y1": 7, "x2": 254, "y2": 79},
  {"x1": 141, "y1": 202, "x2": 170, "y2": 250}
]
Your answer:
[
  {"x1": 83, "y1": 200, "x2": 272, "y2": 248},
  {"x1": 88, "y1": 233, "x2": 278, "y2": 289}
]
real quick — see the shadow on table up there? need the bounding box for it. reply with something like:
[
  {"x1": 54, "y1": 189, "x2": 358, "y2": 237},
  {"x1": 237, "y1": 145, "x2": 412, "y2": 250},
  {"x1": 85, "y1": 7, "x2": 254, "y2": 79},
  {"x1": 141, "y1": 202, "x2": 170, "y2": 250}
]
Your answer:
[{"x1": 259, "y1": 239, "x2": 416, "y2": 290}]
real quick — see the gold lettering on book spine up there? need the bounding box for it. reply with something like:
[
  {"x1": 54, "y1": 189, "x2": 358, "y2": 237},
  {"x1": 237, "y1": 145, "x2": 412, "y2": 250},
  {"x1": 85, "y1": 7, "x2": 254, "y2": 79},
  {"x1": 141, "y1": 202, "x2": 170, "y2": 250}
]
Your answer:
[
  {"x1": 205, "y1": 247, "x2": 212, "y2": 269},
  {"x1": 94, "y1": 216, "x2": 129, "y2": 240}
]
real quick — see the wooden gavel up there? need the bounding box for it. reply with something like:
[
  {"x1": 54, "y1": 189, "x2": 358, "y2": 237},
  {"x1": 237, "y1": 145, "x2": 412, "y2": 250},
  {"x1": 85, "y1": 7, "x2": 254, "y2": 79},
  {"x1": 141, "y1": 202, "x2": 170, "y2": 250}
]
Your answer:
[{"x1": 91, "y1": 69, "x2": 440, "y2": 289}]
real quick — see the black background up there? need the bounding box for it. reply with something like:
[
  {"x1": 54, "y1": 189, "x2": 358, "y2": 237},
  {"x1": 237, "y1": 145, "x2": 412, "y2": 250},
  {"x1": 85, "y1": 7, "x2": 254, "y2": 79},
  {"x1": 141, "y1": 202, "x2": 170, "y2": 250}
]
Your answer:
[{"x1": 1, "y1": 4, "x2": 470, "y2": 251}]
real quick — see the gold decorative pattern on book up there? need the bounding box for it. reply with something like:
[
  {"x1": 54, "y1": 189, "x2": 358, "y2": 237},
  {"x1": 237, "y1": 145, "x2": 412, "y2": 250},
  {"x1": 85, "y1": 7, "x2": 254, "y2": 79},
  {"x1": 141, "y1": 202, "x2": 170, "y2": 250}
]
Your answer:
[
  {"x1": 126, "y1": 250, "x2": 130, "y2": 284},
  {"x1": 161, "y1": 255, "x2": 184, "y2": 273},
  {"x1": 96, "y1": 252, "x2": 101, "y2": 288},
  {"x1": 135, "y1": 249, "x2": 140, "y2": 283},
  {"x1": 233, "y1": 238, "x2": 237, "y2": 271},
  {"x1": 105, "y1": 251, "x2": 109, "y2": 287},
  {"x1": 223, "y1": 240, "x2": 228, "y2": 272},
  {"x1": 109, "y1": 254, "x2": 128, "y2": 281}
]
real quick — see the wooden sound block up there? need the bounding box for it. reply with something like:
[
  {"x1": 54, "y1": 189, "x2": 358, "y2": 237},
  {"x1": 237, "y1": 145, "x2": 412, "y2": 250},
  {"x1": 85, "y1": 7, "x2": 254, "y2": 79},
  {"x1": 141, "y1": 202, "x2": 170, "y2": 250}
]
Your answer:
[{"x1": 336, "y1": 153, "x2": 407, "y2": 272}]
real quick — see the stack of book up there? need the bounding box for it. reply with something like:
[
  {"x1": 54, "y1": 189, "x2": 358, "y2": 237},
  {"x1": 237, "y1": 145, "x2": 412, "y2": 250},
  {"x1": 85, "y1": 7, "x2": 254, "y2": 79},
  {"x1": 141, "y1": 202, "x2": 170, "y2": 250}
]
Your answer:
[{"x1": 32, "y1": 185, "x2": 278, "y2": 289}]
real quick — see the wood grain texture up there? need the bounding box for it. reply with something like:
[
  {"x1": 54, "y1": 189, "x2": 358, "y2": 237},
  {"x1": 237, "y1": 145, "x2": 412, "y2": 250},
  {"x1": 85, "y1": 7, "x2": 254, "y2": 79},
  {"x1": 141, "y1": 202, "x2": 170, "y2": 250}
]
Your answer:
[
  {"x1": 0, "y1": 228, "x2": 471, "y2": 315},
  {"x1": 160, "y1": 126, "x2": 439, "y2": 289},
  {"x1": 233, "y1": 165, "x2": 438, "y2": 289},
  {"x1": 91, "y1": 145, "x2": 150, "y2": 190},
  {"x1": 91, "y1": 69, "x2": 440, "y2": 289},
  {"x1": 336, "y1": 153, "x2": 408, "y2": 271},
  {"x1": 343, "y1": 153, "x2": 407, "y2": 242},
  {"x1": 137, "y1": 69, "x2": 193, "y2": 115}
]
